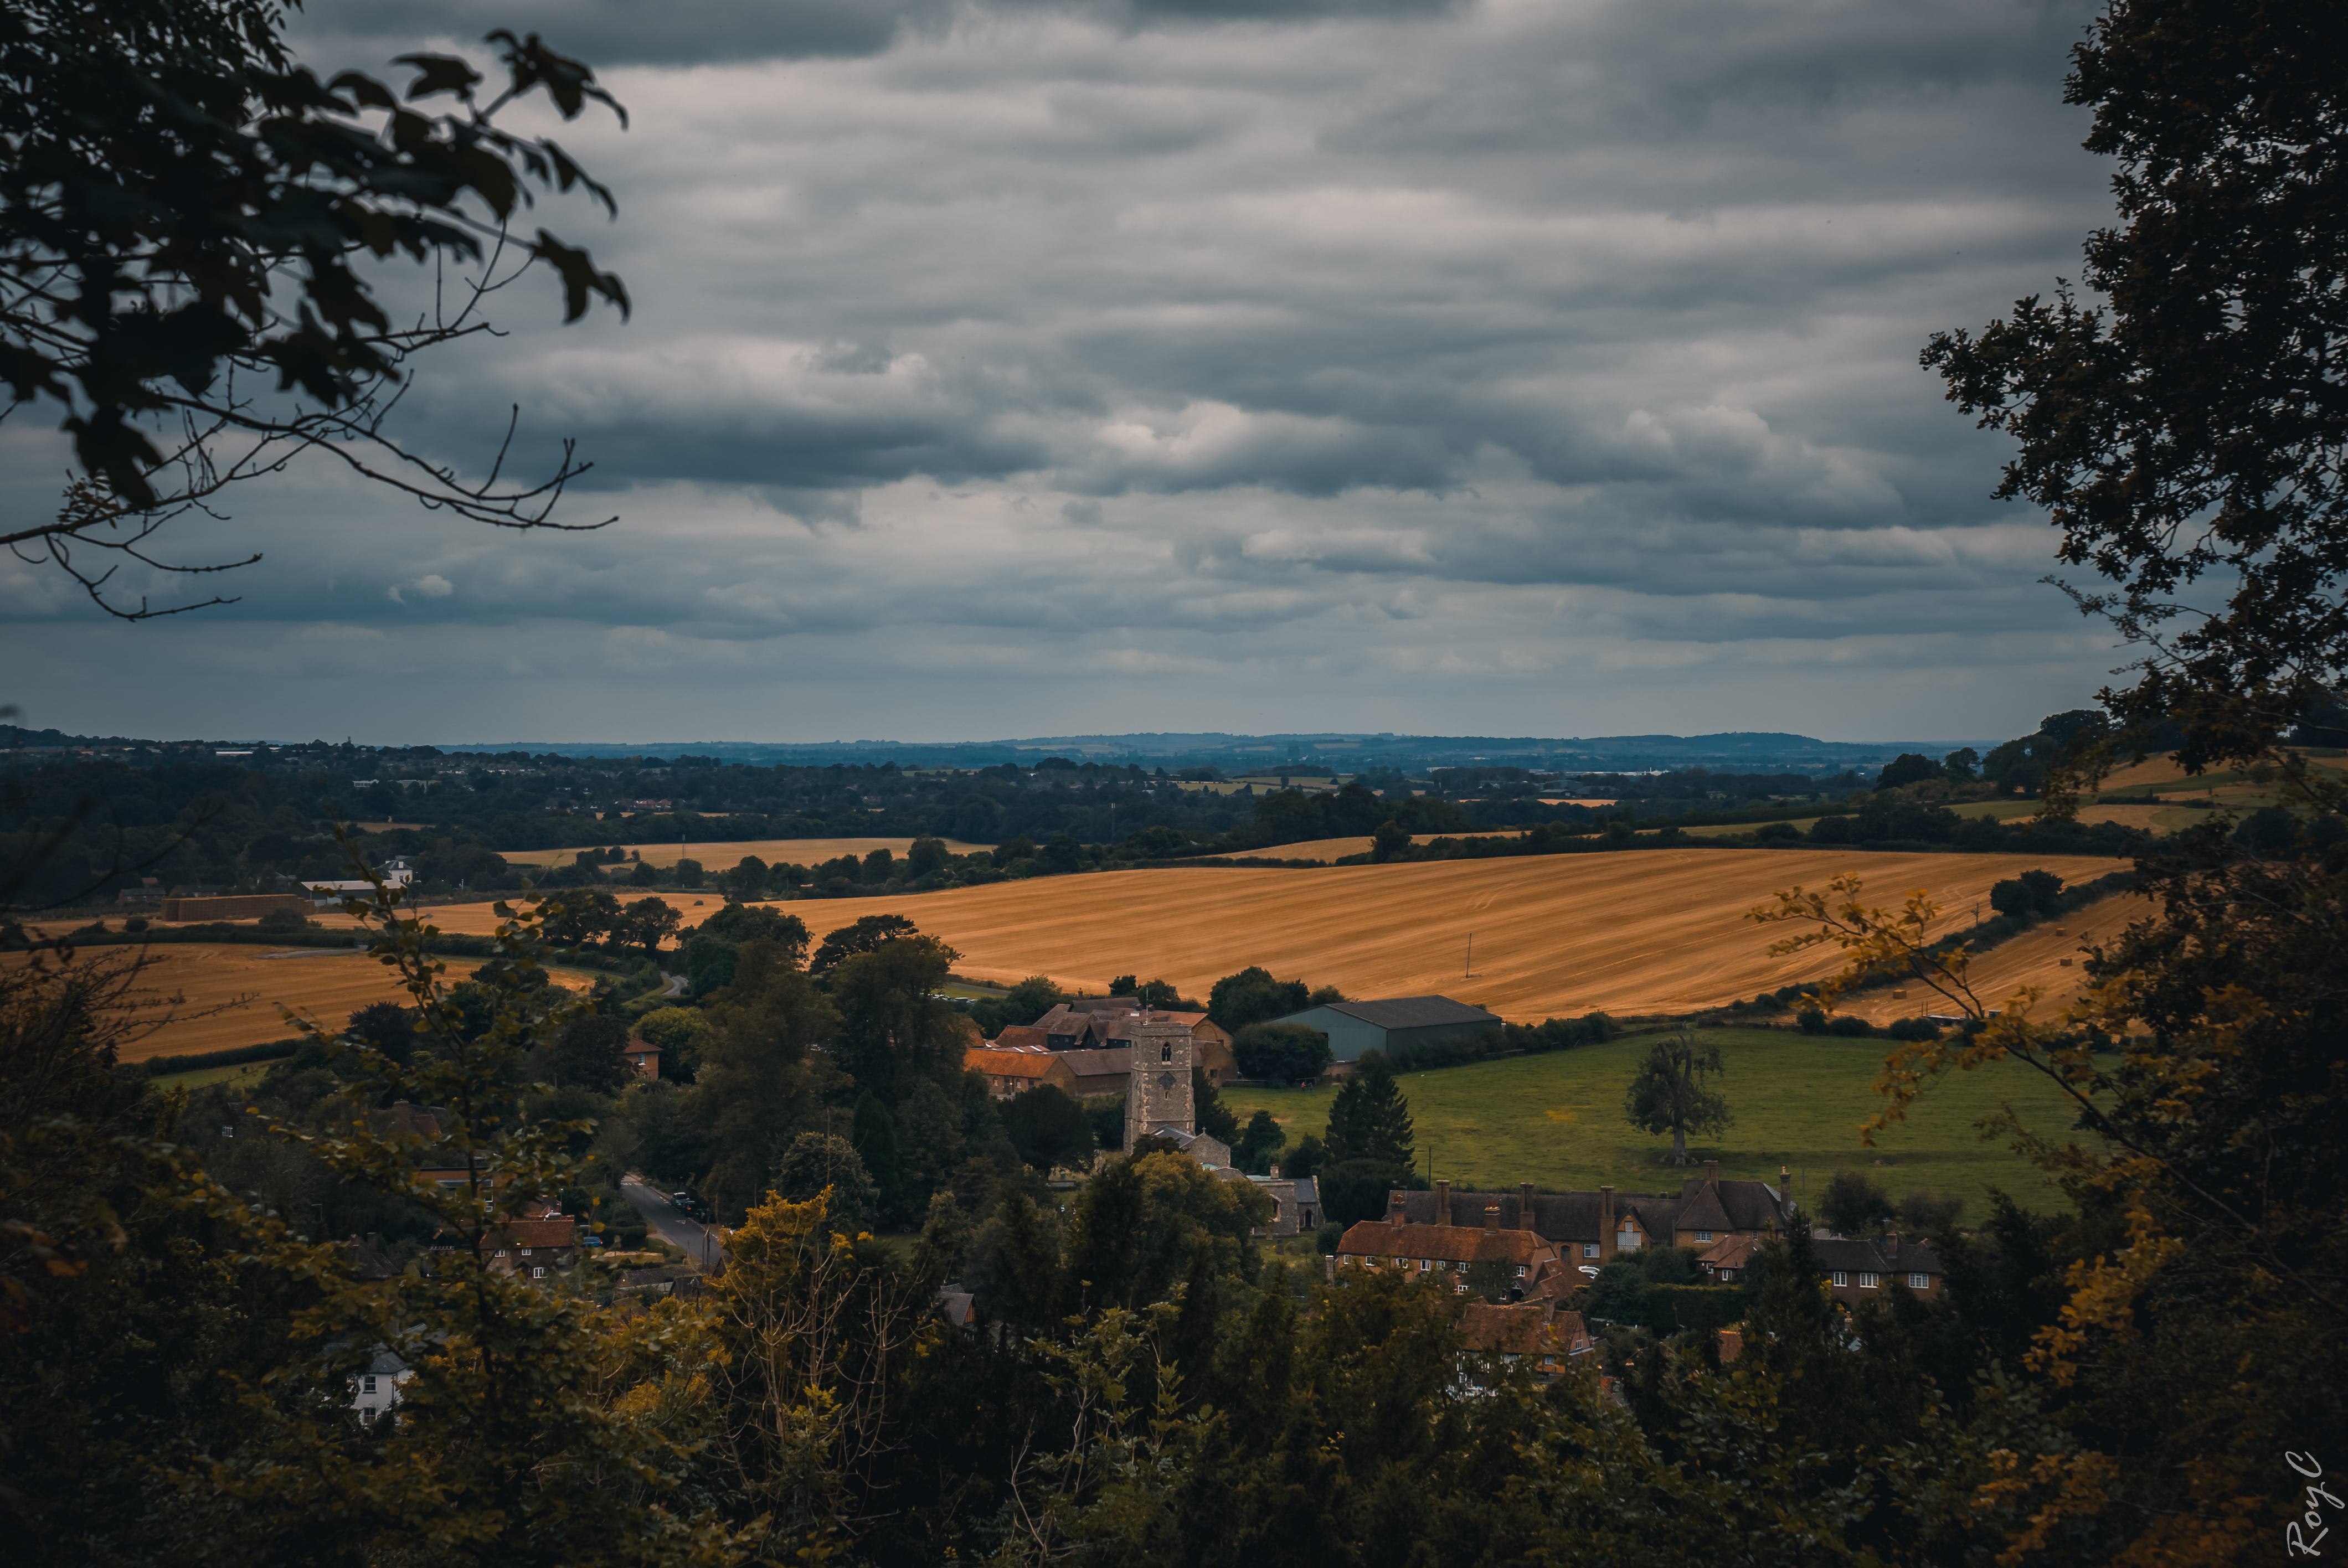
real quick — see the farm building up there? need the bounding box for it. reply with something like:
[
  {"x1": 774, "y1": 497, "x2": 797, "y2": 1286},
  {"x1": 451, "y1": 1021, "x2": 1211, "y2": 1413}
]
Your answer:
[
  {"x1": 1268, "y1": 994, "x2": 1501, "y2": 1063},
  {"x1": 1030, "y1": 1002, "x2": 1239, "y2": 1085}
]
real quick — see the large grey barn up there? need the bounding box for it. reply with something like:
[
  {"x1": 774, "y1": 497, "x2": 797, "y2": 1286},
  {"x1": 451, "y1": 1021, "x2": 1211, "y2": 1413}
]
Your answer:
[{"x1": 1268, "y1": 995, "x2": 1502, "y2": 1064}]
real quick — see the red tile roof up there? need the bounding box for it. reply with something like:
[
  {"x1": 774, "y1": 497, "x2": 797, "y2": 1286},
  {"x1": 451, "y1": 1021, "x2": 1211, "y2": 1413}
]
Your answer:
[{"x1": 1337, "y1": 1220, "x2": 1554, "y2": 1267}]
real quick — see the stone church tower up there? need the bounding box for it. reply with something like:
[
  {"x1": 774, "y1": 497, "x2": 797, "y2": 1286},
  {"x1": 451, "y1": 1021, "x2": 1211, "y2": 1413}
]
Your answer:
[{"x1": 1124, "y1": 1015, "x2": 1196, "y2": 1149}]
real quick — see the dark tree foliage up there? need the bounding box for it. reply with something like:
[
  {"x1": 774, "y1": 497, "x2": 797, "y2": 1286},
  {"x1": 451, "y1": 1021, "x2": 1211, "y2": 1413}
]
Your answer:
[
  {"x1": 1232, "y1": 1110, "x2": 1286, "y2": 1174},
  {"x1": 1874, "y1": 753, "x2": 1943, "y2": 790},
  {"x1": 1207, "y1": 965, "x2": 1310, "y2": 1032},
  {"x1": 545, "y1": 1011, "x2": 630, "y2": 1094},
  {"x1": 1, "y1": 0, "x2": 630, "y2": 617},
  {"x1": 1923, "y1": 0, "x2": 2348, "y2": 760},
  {"x1": 1000, "y1": 1084, "x2": 1095, "y2": 1174},
  {"x1": 1232, "y1": 1020, "x2": 1333, "y2": 1082},
  {"x1": 809, "y1": 913, "x2": 917, "y2": 981},
  {"x1": 343, "y1": 999, "x2": 414, "y2": 1066},
  {"x1": 1816, "y1": 1169, "x2": 1894, "y2": 1238},
  {"x1": 1324, "y1": 1054, "x2": 1413, "y2": 1169},
  {"x1": 1192, "y1": 1064, "x2": 1240, "y2": 1145},
  {"x1": 1621, "y1": 1025, "x2": 1731, "y2": 1165}
]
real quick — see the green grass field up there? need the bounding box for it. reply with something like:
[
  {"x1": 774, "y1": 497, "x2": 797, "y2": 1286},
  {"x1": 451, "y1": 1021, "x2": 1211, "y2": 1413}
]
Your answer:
[{"x1": 1222, "y1": 1028, "x2": 2078, "y2": 1215}]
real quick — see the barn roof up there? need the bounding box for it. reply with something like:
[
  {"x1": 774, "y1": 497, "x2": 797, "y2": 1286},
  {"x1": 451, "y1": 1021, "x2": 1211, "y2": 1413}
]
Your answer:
[{"x1": 1310, "y1": 996, "x2": 1501, "y2": 1030}]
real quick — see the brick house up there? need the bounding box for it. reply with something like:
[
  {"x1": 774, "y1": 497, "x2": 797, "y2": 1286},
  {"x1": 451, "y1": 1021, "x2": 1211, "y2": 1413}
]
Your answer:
[
  {"x1": 1388, "y1": 1162, "x2": 1794, "y2": 1281},
  {"x1": 964, "y1": 1045, "x2": 1080, "y2": 1100},
  {"x1": 623, "y1": 1036, "x2": 662, "y2": 1079},
  {"x1": 1811, "y1": 1235, "x2": 1943, "y2": 1306}
]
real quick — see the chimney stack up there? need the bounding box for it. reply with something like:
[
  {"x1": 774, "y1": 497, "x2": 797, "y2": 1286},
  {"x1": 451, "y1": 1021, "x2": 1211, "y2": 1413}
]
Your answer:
[
  {"x1": 1518, "y1": 1181, "x2": 1535, "y2": 1231},
  {"x1": 1434, "y1": 1178, "x2": 1450, "y2": 1225},
  {"x1": 1484, "y1": 1201, "x2": 1500, "y2": 1235},
  {"x1": 1599, "y1": 1185, "x2": 1616, "y2": 1264},
  {"x1": 1703, "y1": 1159, "x2": 1718, "y2": 1185},
  {"x1": 1387, "y1": 1192, "x2": 1406, "y2": 1229}
]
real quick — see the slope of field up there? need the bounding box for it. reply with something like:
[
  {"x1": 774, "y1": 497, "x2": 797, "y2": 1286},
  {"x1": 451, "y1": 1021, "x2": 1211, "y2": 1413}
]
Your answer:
[
  {"x1": 1845, "y1": 891, "x2": 2155, "y2": 1025},
  {"x1": 1221, "y1": 1027, "x2": 2075, "y2": 1214},
  {"x1": 498, "y1": 836, "x2": 992, "y2": 869},
  {"x1": 1197, "y1": 831, "x2": 1516, "y2": 863},
  {"x1": 734, "y1": 848, "x2": 2128, "y2": 1018},
  {"x1": 2, "y1": 943, "x2": 601, "y2": 1062}
]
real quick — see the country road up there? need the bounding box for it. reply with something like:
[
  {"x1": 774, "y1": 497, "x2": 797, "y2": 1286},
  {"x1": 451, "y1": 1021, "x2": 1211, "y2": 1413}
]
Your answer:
[{"x1": 620, "y1": 1174, "x2": 725, "y2": 1268}]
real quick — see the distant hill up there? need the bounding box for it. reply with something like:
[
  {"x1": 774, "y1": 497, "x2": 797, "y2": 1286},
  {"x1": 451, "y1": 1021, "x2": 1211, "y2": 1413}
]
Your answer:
[{"x1": 428, "y1": 730, "x2": 1994, "y2": 772}]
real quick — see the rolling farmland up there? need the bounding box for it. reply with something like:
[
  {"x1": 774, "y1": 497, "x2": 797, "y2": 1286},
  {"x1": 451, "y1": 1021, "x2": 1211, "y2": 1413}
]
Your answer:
[
  {"x1": 745, "y1": 847, "x2": 2128, "y2": 1018},
  {"x1": 97, "y1": 847, "x2": 2130, "y2": 1055},
  {"x1": 497, "y1": 835, "x2": 993, "y2": 869},
  {"x1": 6, "y1": 942, "x2": 598, "y2": 1062}
]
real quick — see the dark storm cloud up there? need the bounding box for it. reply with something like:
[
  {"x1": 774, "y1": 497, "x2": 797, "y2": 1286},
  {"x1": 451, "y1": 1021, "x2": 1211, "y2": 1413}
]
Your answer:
[
  {"x1": 3, "y1": 0, "x2": 2130, "y2": 741},
  {"x1": 294, "y1": 0, "x2": 1465, "y2": 68}
]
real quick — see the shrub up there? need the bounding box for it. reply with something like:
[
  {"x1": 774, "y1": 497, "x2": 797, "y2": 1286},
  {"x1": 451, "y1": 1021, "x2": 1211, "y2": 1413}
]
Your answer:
[
  {"x1": 1886, "y1": 1017, "x2": 1942, "y2": 1041},
  {"x1": 1827, "y1": 1014, "x2": 1874, "y2": 1038},
  {"x1": 256, "y1": 906, "x2": 310, "y2": 932},
  {"x1": 1796, "y1": 1008, "x2": 1829, "y2": 1034},
  {"x1": 1819, "y1": 1169, "x2": 1894, "y2": 1236},
  {"x1": 1233, "y1": 1022, "x2": 1333, "y2": 1082},
  {"x1": 122, "y1": 915, "x2": 149, "y2": 932}
]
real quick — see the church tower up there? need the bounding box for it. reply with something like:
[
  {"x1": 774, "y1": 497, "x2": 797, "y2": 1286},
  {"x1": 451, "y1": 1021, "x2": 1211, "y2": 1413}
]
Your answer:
[{"x1": 1124, "y1": 1016, "x2": 1195, "y2": 1149}]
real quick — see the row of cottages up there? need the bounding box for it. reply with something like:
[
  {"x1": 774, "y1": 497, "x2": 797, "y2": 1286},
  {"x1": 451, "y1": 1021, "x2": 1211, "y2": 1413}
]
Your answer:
[{"x1": 1387, "y1": 1161, "x2": 1796, "y2": 1275}]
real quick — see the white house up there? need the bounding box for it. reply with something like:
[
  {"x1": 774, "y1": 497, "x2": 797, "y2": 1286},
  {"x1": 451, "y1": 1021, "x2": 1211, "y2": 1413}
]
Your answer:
[{"x1": 352, "y1": 1347, "x2": 411, "y2": 1426}]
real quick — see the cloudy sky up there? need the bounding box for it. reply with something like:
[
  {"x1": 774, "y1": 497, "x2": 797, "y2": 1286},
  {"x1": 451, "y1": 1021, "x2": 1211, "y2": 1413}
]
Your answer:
[{"x1": 3, "y1": 0, "x2": 2128, "y2": 746}]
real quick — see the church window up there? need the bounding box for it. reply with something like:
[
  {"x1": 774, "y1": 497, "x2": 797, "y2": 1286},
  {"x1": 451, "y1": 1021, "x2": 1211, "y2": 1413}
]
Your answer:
[{"x1": 1161, "y1": 1043, "x2": 1172, "y2": 1063}]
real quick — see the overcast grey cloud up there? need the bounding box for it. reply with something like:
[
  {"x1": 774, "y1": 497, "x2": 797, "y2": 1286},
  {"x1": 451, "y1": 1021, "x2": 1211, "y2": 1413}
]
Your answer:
[{"x1": 1, "y1": 0, "x2": 2127, "y2": 744}]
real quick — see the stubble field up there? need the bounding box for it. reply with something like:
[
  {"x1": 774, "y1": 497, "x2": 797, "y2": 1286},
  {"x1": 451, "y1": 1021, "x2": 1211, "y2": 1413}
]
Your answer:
[{"x1": 750, "y1": 847, "x2": 2128, "y2": 1017}]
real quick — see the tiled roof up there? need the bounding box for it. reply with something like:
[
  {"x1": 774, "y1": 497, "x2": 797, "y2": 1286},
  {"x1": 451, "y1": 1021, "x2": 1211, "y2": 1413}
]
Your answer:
[
  {"x1": 1458, "y1": 1302, "x2": 1563, "y2": 1356},
  {"x1": 993, "y1": 1025, "x2": 1051, "y2": 1050},
  {"x1": 1053, "y1": 1047, "x2": 1131, "y2": 1079},
  {"x1": 1337, "y1": 1220, "x2": 1554, "y2": 1266},
  {"x1": 965, "y1": 1048, "x2": 1072, "y2": 1079},
  {"x1": 1697, "y1": 1233, "x2": 1760, "y2": 1270},
  {"x1": 1396, "y1": 1177, "x2": 1791, "y2": 1244},
  {"x1": 1813, "y1": 1237, "x2": 1942, "y2": 1276},
  {"x1": 492, "y1": 1216, "x2": 578, "y2": 1250},
  {"x1": 1310, "y1": 995, "x2": 1502, "y2": 1030}
]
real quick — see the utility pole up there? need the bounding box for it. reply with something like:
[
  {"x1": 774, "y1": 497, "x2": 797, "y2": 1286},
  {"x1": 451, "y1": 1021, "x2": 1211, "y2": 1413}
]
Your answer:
[{"x1": 1464, "y1": 932, "x2": 1473, "y2": 978}]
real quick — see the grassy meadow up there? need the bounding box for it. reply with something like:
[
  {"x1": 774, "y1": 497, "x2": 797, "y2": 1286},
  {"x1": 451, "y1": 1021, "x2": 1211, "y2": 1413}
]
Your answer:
[{"x1": 1222, "y1": 1025, "x2": 2079, "y2": 1215}]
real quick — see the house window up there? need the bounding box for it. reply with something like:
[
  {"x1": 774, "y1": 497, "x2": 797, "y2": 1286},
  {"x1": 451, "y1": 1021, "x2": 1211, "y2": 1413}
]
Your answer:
[
  {"x1": 1515, "y1": 1264, "x2": 1527, "y2": 1277},
  {"x1": 1582, "y1": 1243, "x2": 1599, "y2": 1258},
  {"x1": 495, "y1": 1247, "x2": 509, "y2": 1257},
  {"x1": 1694, "y1": 1229, "x2": 1712, "y2": 1242},
  {"x1": 1908, "y1": 1272, "x2": 1929, "y2": 1290},
  {"x1": 532, "y1": 1266, "x2": 546, "y2": 1280},
  {"x1": 521, "y1": 1248, "x2": 532, "y2": 1257},
  {"x1": 359, "y1": 1408, "x2": 373, "y2": 1424},
  {"x1": 1831, "y1": 1271, "x2": 1848, "y2": 1287},
  {"x1": 1718, "y1": 1268, "x2": 1736, "y2": 1282},
  {"x1": 1858, "y1": 1272, "x2": 1880, "y2": 1289}
]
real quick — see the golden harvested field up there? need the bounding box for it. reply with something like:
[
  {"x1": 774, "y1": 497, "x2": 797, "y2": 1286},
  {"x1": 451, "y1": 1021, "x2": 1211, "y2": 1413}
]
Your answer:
[
  {"x1": 695, "y1": 847, "x2": 2128, "y2": 1019},
  {"x1": 497, "y1": 836, "x2": 993, "y2": 869},
  {"x1": 1198, "y1": 831, "x2": 1516, "y2": 863},
  {"x1": 1842, "y1": 891, "x2": 2154, "y2": 1025},
  {"x1": 8, "y1": 940, "x2": 599, "y2": 1061}
]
